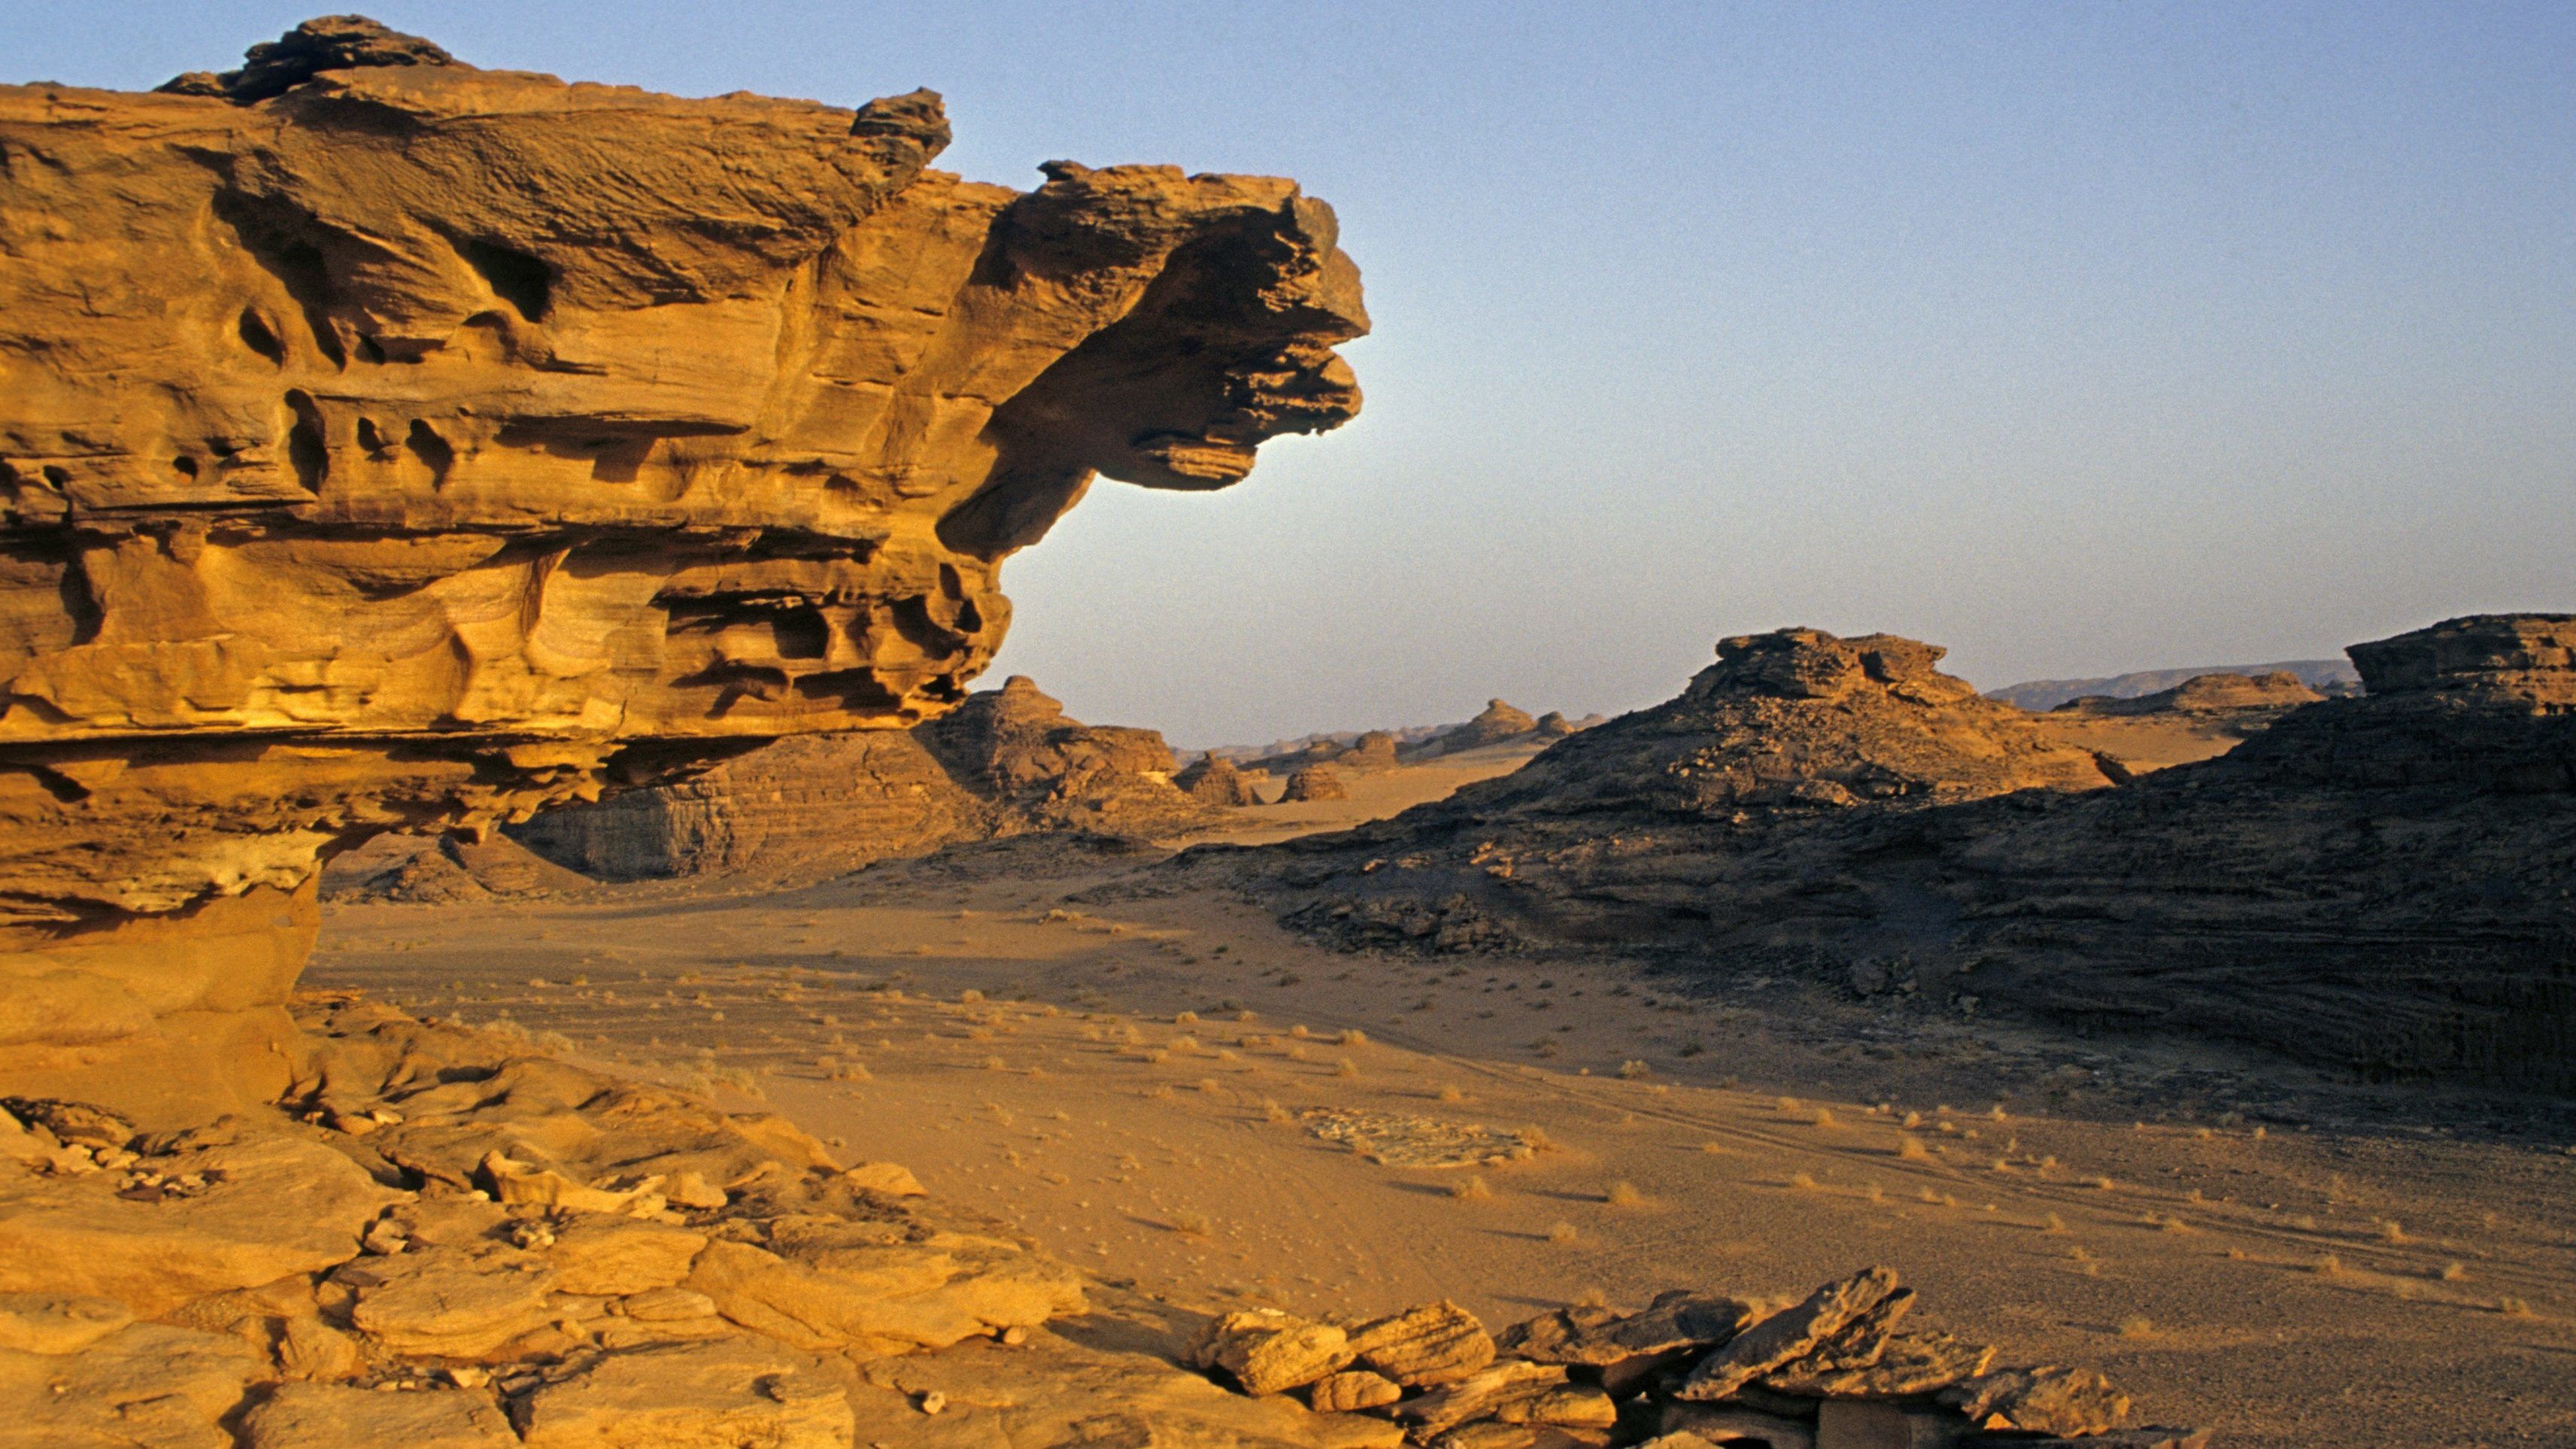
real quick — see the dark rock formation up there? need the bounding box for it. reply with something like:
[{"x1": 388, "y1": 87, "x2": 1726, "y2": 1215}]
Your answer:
[{"x1": 1224, "y1": 618, "x2": 2576, "y2": 1092}]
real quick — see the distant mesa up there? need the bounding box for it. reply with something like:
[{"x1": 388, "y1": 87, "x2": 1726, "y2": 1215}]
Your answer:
[
  {"x1": 1226, "y1": 615, "x2": 2576, "y2": 1093},
  {"x1": 1987, "y1": 658, "x2": 2357, "y2": 712},
  {"x1": 2052, "y1": 670, "x2": 2322, "y2": 718},
  {"x1": 1401, "y1": 699, "x2": 1540, "y2": 760}
]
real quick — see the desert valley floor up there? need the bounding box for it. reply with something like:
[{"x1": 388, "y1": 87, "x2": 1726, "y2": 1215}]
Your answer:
[{"x1": 309, "y1": 749, "x2": 2576, "y2": 1449}]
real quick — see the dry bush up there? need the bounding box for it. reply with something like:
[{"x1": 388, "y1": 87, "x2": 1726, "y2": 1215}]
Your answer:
[
  {"x1": 1896, "y1": 1135, "x2": 1932, "y2": 1162},
  {"x1": 1174, "y1": 1010, "x2": 1199, "y2": 1025},
  {"x1": 1334, "y1": 1058, "x2": 1360, "y2": 1078},
  {"x1": 2441, "y1": 1262, "x2": 2468, "y2": 1282},
  {"x1": 1546, "y1": 1221, "x2": 1580, "y2": 1246},
  {"x1": 1437, "y1": 1084, "x2": 1467, "y2": 1104},
  {"x1": 1339, "y1": 1028, "x2": 1367, "y2": 1046},
  {"x1": 1789, "y1": 1171, "x2": 1818, "y2": 1191},
  {"x1": 1616, "y1": 1059, "x2": 1651, "y2": 1080},
  {"x1": 1449, "y1": 1175, "x2": 1492, "y2": 1201},
  {"x1": 2118, "y1": 1315, "x2": 2155, "y2": 1339},
  {"x1": 1604, "y1": 1181, "x2": 1645, "y2": 1208},
  {"x1": 1261, "y1": 1100, "x2": 1292, "y2": 1123},
  {"x1": 1169, "y1": 1212, "x2": 1212, "y2": 1238}
]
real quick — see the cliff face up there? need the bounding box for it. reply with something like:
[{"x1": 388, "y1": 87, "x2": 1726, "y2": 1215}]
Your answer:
[
  {"x1": 1237, "y1": 618, "x2": 2576, "y2": 1092},
  {"x1": 499, "y1": 676, "x2": 1220, "y2": 883},
  {"x1": 0, "y1": 19, "x2": 1364, "y2": 1111}
]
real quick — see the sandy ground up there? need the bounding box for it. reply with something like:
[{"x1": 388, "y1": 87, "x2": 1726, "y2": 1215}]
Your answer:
[{"x1": 309, "y1": 748, "x2": 2576, "y2": 1448}]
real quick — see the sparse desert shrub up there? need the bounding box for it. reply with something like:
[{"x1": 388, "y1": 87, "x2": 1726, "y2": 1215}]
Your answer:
[
  {"x1": 1196, "y1": 1077, "x2": 1221, "y2": 1095},
  {"x1": 1449, "y1": 1176, "x2": 1491, "y2": 1201},
  {"x1": 1520, "y1": 1125, "x2": 1558, "y2": 1153},
  {"x1": 2316, "y1": 1253, "x2": 2344, "y2": 1277},
  {"x1": 2496, "y1": 1296, "x2": 2534, "y2": 1318},
  {"x1": 2118, "y1": 1315, "x2": 2154, "y2": 1339},
  {"x1": 1175, "y1": 1011, "x2": 1198, "y2": 1025},
  {"x1": 960, "y1": 989, "x2": 984, "y2": 1003},
  {"x1": 1169, "y1": 1212, "x2": 1211, "y2": 1238},
  {"x1": 1813, "y1": 1109, "x2": 1837, "y2": 1129},
  {"x1": 981, "y1": 1056, "x2": 1007, "y2": 1071},
  {"x1": 1616, "y1": 1059, "x2": 1651, "y2": 1080},
  {"x1": 1546, "y1": 1221, "x2": 1579, "y2": 1246},
  {"x1": 1289, "y1": 1025, "x2": 1311, "y2": 1039},
  {"x1": 1262, "y1": 1100, "x2": 1292, "y2": 1123},
  {"x1": 2442, "y1": 1262, "x2": 2468, "y2": 1281},
  {"x1": 1334, "y1": 1058, "x2": 1360, "y2": 1078},
  {"x1": 2044, "y1": 1213, "x2": 2066, "y2": 1234},
  {"x1": 1437, "y1": 1084, "x2": 1466, "y2": 1103},
  {"x1": 1897, "y1": 1135, "x2": 1932, "y2": 1162},
  {"x1": 1789, "y1": 1172, "x2": 1818, "y2": 1191},
  {"x1": 1338, "y1": 1028, "x2": 1367, "y2": 1046},
  {"x1": 1604, "y1": 1181, "x2": 1645, "y2": 1208},
  {"x1": 2380, "y1": 1220, "x2": 2409, "y2": 1244}
]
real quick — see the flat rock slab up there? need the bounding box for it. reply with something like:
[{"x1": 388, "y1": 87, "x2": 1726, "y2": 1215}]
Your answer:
[
  {"x1": 1300, "y1": 1109, "x2": 1535, "y2": 1169},
  {"x1": 517, "y1": 1337, "x2": 854, "y2": 1449},
  {"x1": 242, "y1": 1382, "x2": 518, "y2": 1449},
  {"x1": 0, "y1": 1322, "x2": 262, "y2": 1447},
  {"x1": 0, "y1": 1132, "x2": 402, "y2": 1316},
  {"x1": 863, "y1": 1329, "x2": 1405, "y2": 1447}
]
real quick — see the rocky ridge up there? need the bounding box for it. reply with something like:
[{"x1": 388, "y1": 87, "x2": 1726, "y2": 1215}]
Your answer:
[
  {"x1": 0, "y1": 15, "x2": 1363, "y2": 1113},
  {"x1": 1224, "y1": 618, "x2": 2576, "y2": 1092},
  {"x1": 486, "y1": 676, "x2": 1220, "y2": 886}
]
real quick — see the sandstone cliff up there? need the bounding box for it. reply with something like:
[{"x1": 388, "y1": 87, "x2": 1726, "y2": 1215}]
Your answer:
[
  {"x1": 498, "y1": 676, "x2": 1219, "y2": 883},
  {"x1": 1228, "y1": 618, "x2": 2576, "y2": 1092},
  {"x1": 0, "y1": 17, "x2": 1363, "y2": 1110}
]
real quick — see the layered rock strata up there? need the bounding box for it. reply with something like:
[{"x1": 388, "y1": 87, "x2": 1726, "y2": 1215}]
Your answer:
[
  {"x1": 1225, "y1": 618, "x2": 2576, "y2": 1092},
  {"x1": 497, "y1": 676, "x2": 1220, "y2": 884},
  {"x1": 0, "y1": 17, "x2": 1364, "y2": 1110}
]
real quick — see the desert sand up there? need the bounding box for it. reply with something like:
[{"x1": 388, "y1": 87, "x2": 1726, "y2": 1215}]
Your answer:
[{"x1": 308, "y1": 746, "x2": 2576, "y2": 1448}]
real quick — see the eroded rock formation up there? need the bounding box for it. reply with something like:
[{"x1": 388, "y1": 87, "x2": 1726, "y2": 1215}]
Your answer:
[
  {"x1": 2050, "y1": 670, "x2": 2321, "y2": 720},
  {"x1": 0, "y1": 17, "x2": 1364, "y2": 1110},
  {"x1": 1224, "y1": 618, "x2": 2576, "y2": 1092},
  {"x1": 492, "y1": 676, "x2": 1220, "y2": 885}
]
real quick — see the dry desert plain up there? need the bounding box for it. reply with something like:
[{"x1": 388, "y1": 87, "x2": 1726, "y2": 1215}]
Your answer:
[{"x1": 311, "y1": 739, "x2": 2576, "y2": 1449}]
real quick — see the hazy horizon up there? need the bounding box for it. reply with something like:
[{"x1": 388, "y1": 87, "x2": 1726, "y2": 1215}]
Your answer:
[{"x1": 15, "y1": 2, "x2": 2570, "y2": 747}]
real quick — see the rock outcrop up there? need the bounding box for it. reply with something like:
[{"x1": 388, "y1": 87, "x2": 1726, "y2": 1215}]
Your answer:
[
  {"x1": 1176, "y1": 752, "x2": 1264, "y2": 807},
  {"x1": 1279, "y1": 766, "x2": 1351, "y2": 803},
  {"x1": 1402, "y1": 699, "x2": 1543, "y2": 759},
  {"x1": 0, "y1": 17, "x2": 1364, "y2": 1111},
  {"x1": 1225, "y1": 618, "x2": 2576, "y2": 1092},
  {"x1": 493, "y1": 676, "x2": 1218, "y2": 883}
]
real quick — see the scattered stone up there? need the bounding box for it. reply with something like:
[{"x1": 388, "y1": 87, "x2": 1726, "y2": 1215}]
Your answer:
[
  {"x1": 1301, "y1": 1109, "x2": 1536, "y2": 1169},
  {"x1": 1347, "y1": 1299, "x2": 1495, "y2": 1385}
]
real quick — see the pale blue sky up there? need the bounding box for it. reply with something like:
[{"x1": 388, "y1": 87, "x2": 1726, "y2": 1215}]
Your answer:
[{"x1": 13, "y1": 3, "x2": 2571, "y2": 746}]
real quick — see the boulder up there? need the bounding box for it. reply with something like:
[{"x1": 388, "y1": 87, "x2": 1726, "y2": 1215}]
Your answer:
[
  {"x1": 0, "y1": 1293, "x2": 132, "y2": 1354},
  {"x1": 0, "y1": 1323, "x2": 262, "y2": 1447},
  {"x1": 1393, "y1": 1359, "x2": 1567, "y2": 1435},
  {"x1": 343, "y1": 1244, "x2": 563, "y2": 1360},
  {"x1": 1347, "y1": 1299, "x2": 1494, "y2": 1385},
  {"x1": 1677, "y1": 1267, "x2": 1901, "y2": 1401},
  {"x1": 544, "y1": 1216, "x2": 708, "y2": 1297},
  {"x1": 1193, "y1": 1308, "x2": 1356, "y2": 1395},
  {"x1": 1177, "y1": 753, "x2": 1264, "y2": 807},
  {"x1": 1941, "y1": 1365, "x2": 2132, "y2": 1436}
]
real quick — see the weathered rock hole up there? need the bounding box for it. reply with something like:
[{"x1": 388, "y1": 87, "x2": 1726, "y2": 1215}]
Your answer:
[
  {"x1": 354, "y1": 333, "x2": 388, "y2": 365},
  {"x1": 457, "y1": 239, "x2": 554, "y2": 321},
  {"x1": 235, "y1": 307, "x2": 287, "y2": 366},
  {"x1": 170, "y1": 455, "x2": 199, "y2": 480},
  {"x1": 354, "y1": 418, "x2": 387, "y2": 454},
  {"x1": 40, "y1": 465, "x2": 70, "y2": 489},
  {"x1": 405, "y1": 420, "x2": 455, "y2": 485},
  {"x1": 282, "y1": 390, "x2": 329, "y2": 493}
]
